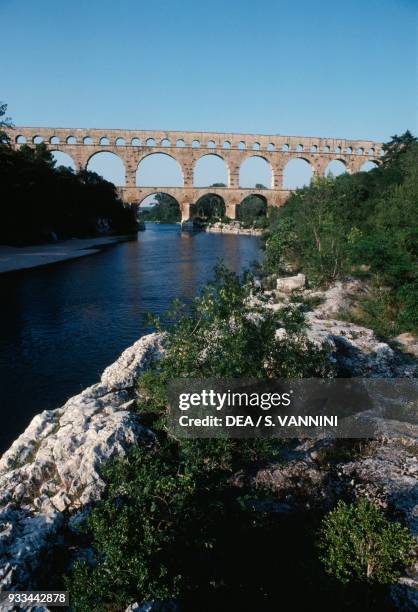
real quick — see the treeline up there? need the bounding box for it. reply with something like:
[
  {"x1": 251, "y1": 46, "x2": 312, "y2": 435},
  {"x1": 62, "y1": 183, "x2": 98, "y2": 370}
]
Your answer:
[
  {"x1": 0, "y1": 140, "x2": 138, "y2": 245},
  {"x1": 264, "y1": 132, "x2": 418, "y2": 336}
]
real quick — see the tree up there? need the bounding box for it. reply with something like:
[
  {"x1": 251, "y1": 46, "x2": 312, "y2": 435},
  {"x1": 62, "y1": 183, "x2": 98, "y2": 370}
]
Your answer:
[
  {"x1": 0, "y1": 101, "x2": 13, "y2": 145},
  {"x1": 382, "y1": 130, "x2": 417, "y2": 166}
]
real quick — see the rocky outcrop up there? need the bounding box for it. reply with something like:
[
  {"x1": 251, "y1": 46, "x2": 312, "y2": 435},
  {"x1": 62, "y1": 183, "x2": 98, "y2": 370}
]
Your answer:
[
  {"x1": 0, "y1": 333, "x2": 164, "y2": 593},
  {"x1": 276, "y1": 273, "x2": 306, "y2": 293},
  {"x1": 205, "y1": 221, "x2": 263, "y2": 236}
]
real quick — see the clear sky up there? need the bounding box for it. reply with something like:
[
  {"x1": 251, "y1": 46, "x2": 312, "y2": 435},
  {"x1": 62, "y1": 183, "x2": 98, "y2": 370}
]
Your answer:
[{"x1": 1, "y1": 0, "x2": 417, "y2": 192}]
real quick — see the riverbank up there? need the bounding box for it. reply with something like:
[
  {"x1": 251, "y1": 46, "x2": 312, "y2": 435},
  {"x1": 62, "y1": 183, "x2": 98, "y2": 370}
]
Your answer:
[
  {"x1": 204, "y1": 221, "x2": 263, "y2": 236},
  {"x1": 0, "y1": 235, "x2": 134, "y2": 274},
  {"x1": 1, "y1": 275, "x2": 417, "y2": 607}
]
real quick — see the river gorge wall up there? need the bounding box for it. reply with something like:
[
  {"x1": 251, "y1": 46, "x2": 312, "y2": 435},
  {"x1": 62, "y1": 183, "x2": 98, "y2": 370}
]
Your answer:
[{"x1": 0, "y1": 279, "x2": 417, "y2": 609}]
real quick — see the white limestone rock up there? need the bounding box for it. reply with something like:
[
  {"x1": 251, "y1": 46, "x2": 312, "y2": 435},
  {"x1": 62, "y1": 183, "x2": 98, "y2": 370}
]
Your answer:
[
  {"x1": 0, "y1": 332, "x2": 164, "y2": 592},
  {"x1": 276, "y1": 273, "x2": 305, "y2": 293}
]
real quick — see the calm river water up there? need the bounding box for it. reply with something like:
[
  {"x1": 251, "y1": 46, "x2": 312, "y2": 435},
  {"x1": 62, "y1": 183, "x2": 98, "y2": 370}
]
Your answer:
[{"x1": 0, "y1": 223, "x2": 261, "y2": 454}]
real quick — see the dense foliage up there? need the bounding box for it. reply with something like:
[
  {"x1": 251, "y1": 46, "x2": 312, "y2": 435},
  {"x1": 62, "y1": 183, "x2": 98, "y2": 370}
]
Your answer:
[
  {"x1": 138, "y1": 193, "x2": 181, "y2": 223},
  {"x1": 264, "y1": 133, "x2": 418, "y2": 336},
  {"x1": 319, "y1": 499, "x2": 416, "y2": 585},
  {"x1": 0, "y1": 122, "x2": 137, "y2": 245}
]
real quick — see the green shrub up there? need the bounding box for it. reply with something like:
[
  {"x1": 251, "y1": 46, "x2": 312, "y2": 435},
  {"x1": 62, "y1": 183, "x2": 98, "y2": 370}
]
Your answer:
[{"x1": 319, "y1": 499, "x2": 416, "y2": 585}]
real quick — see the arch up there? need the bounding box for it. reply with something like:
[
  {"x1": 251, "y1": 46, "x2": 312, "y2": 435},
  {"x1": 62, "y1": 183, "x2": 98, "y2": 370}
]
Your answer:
[
  {"x1": 146, "y1": 138, "x2": 155, "y2": 147},
  {"x1": 137, "y1": 192, "x2": 181, "y2": 223},
  {"x1": 192, "y1": 139, "x2": 200, "y2": 148},
  {"x1": 136, "y1": 152, "x2": 183, "y2": 187},
  {"x1": 368, "y1": 147, "x2": 375, "y2": 156},
  {"x1": 252, "y1": 142, "x2": 260, "y2": 150},
  {"x1": 193, "y1": 154, "x2": 228, "y2": 187},
  {"x1": 86, "y1": 151, "x2": 125, "y2": 186},
  {"x1": 66, "y1": 136, "x2": 77, "y2": 145},
  {"x1": 356, "y1": 147, "x2": 364, "y2": 155},
  {"x1": 160, "y1": 138, "x2": 171, "y2": 147},
  {"x1": 237, "y1": 141, "x2": 246, "y2": 150},
  {"x1": 283, "y1": 158, "x2": 313, "y2": 189},
  {"x1": 322, "y1": 145, "x2": 330, "y2": 153},
  {"x1": 335, "y1": 145, "x2": 342, "y2": 153},
  {"x1": 379, "y1": 149, "x2": 385, "y2": 157},
  {"x1": 176, "y1": 139, "x2": 185, "y2": 147},
  {"x1": 325, "y1": 159, "x2": 347, "y2": 177},
  {"x1": 237, "y1": 194, "x2": 267, "y2": 223},
  {"x1": 100, "y1": 136, "x2": 110, "y2": 145},
  {"x1": 50, "y1": 136, "x2": 60, "y2": 145},
  {"x1": 207, "y1": 140, "x2": 216, "y2": 149},
  {"x1": 310, "y1": 145, "x2": 317, "y2": 153},
  {"x1": 16, "y1": 135, "x2": 26, "y2": 144},
  {"x1": 239, "y1": 156, "x2": 272, "y2": 189},
  {"x1": 51, "y1": 151, "x2": 77, "y2": 172},
  {"x1": 282, "y1": 143, "x2": 289, "y2": 152},
  {"x1": 33, "y1": 135, "x2": 43, "y2": 144},
  {"x1": 360, "y1": 160, "x2": 379, "y2": 172},
  {"x1": 296, "y1": 144, "x2": 303, "y2": 152},
  {"x1": 222, "y1": 141, "x2": 231, "y2": 149},
  {"x1": 131, "y1": 137, "x2": 140, "y2": 146},
  {"x1": 194, "y1": 193, "x2": 226, "y2": 221},
  {"x1": 116, "y1": 137, "x2": 126, "y2": 147},
  {"x1": 83, "y1": 136, "x2": 93, "y2": 145},
  {"x1": 267, "y1": 143, "x2": 275, "y2": 151},
  {"x1": 346, "y1": 146, "x2": 353, "y2": 154}
]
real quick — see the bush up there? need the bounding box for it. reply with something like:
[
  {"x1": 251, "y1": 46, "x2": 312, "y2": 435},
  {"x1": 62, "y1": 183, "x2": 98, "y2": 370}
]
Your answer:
[{"x1": 319, "y1": 499, "x2": 416, "y2": 585}]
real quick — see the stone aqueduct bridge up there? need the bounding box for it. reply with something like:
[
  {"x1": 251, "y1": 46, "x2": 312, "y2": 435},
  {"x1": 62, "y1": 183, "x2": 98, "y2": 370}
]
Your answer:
[{"x1": 9, "y1": 127, "x2": 382, "y2": 221}]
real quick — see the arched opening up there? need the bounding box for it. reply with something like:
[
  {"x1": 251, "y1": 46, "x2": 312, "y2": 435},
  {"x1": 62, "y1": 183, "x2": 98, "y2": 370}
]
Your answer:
[
  {"x1": 194, "y1": 154, "x2": 228, "y2": 187},
  {"x1": 192, "y1": 139, "x2": 200, "y2": 148},
  {"x1": 131, "y1": 138, "x2": 140, "y2": 146},
  {"x1": 356, "y1": 147, "x2": 364, "y2": 155},
  {"x1": 83, "y1": 136, "x2": 93, "y2": 145},
  {"x1": 50, "y1": 136, "x2": 60, "y2": 145},
  {"x1": 116, "y1": 137, "x2": 126, "y2": 147},
  {"x1": 100, "y1": 137, "x2": 110, "y2": 145},
  {"x1": 66, "y1": 136, "x2": 77, "y2": 145},
  {"x1": 176, "y1": 139, "x2": 185, "y2": 148},
  {"x1": 236, "y1": 194, "x2": 267, "y2": 225},
  {"x1": 51, "y1": 151, "x2": 77, "y2": 172},
  {"x1": 360, "y1": 161, "x2": 379, "y2": 172},
  {"x1": 146, "y1": 138, "x2": 155, "y2": 147},
  {"x1": 237, "y1": 141, "x2": 246, "y2": 150},
  {"x1": 346, "y1": 146, "x2": 353, "y2": 154},
  {"x1": 33, "y1": 135, "x2": 43, "y2": 144},
  {"x1": 16, "y1": 135, "x2": 26, "y2": 144},
  {"x1": 368, "y1": 147, "x2": 375, "y2": 156},
  {"x1": 137, "y1": 193, "x2": 181, "y2": 223},
  {"x1": 322, "y1": 145, "x2": 330, "y2": 153},
  {"x1": 325, "y1": 160, "x2": 347, "y2": 177},
  {"x1": 310, "y1": 145, "x2": 317, "y2": 153},
  {"x1": 267, "y1": 143, "x2": 275, "y2": 151},
  {"x1": 283, "y1": 159, "x2": 313, "y2": 189},
  {"x1": 252, "y1": 142, "x2": 260, "y2": 150},
  {"x1": 282, "y1": 144, "x2": 289, "y2": 152},
  {"x1": 136, "y1": 153, "x2": 183, "y2": 187},
  {"x1": 222, "y1": 141, "x2": 231, "y2": 149},
  {"x1": 207, "y1": 140, "x2": 216, "y2": 149},
  {"x1": 194, "y1": 193, "x2": 226, "y2": 222},
  {"x1": 161, "y1": 138, "x2": 171, "y2": 147},
  {"x1": 296, "y1": 144, "x2": 303, "y2": 152},
  {"x1": 87, "y1": 151, "x2": 125, "y2": 186},
  {"x1": 335, "y1": 145, "x2": 342, "y2": 153},
  {"x1": 239, "y1": 156, "x2": 272, "y2": 189}
]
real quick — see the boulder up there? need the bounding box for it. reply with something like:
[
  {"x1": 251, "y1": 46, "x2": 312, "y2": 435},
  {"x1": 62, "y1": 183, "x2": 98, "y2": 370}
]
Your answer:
[{"x1": 276, "y1": 273, "x2": 305, "y2": 293}]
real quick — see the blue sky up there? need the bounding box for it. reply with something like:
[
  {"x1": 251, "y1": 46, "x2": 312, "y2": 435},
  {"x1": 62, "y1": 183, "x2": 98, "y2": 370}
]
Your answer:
[{"x1": 1, "y1": 0, "x2": 417, "y2": 193}]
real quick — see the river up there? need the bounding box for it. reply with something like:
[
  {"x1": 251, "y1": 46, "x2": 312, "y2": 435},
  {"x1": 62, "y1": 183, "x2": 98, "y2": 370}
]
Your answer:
[{"x1": 0, "y1": 223, "x2": 261, "y2": 454}]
